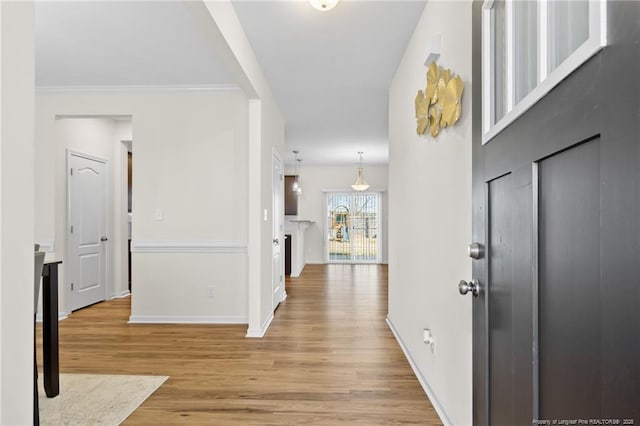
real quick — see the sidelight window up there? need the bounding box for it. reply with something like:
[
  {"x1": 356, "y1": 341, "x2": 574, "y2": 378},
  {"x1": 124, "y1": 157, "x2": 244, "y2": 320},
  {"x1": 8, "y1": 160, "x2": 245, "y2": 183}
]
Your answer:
[{"x1": 482, "y1": 0, "x2": 606, "y2": 144}]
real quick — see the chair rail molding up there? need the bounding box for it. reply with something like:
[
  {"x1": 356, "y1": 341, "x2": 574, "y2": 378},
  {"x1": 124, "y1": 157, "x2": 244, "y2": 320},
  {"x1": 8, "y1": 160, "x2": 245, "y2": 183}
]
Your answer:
[{"x1": 130, "y1": 240, "x2": 247, "y2": 254}]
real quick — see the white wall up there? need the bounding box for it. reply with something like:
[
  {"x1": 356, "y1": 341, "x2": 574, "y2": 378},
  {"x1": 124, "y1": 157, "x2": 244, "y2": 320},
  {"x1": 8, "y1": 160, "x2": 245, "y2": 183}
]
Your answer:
[
  {"x1": 388, "y1": 2, "x2": 472, "y2": 425},
  {"x1": 286, "y1": 165, "x2": 388, "y2": 265},
  {"x1": 35, "y1": 89, "x2": 250, "y2": 323},
  {"x1": 0, "y1": 2, "x2": 35, "y2": 424}
]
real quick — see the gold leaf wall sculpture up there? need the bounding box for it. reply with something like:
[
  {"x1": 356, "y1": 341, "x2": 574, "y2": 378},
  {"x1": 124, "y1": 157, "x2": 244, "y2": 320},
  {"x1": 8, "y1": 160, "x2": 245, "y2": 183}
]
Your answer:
[
  {"x1": 415, "y1": 90, "x2": 428, "y2": 135},
  {"x1": 415, "y1": 61, "x2": 464, "y2": 137}
]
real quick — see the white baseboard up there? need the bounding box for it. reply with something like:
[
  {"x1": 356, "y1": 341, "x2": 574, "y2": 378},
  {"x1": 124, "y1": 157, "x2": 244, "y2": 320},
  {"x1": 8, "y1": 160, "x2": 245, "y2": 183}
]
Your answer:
[
  {"x1": 110, "y1": 290, "x2": 131, "y2": 299},
  {"x1": 386, "y1": 316, "x2": 452, "y2": 426},
  {"x1": 245, "y1": 312, "x2": 274, "y2": 338},
  {"x1": 36, "y1": 310, "x2": 69, "y2": 323},
  {"x1": 128, "y1": 315, "x2": 247, "y2": 324},
  {"x1": 290, "y1": 264, "x2": 305, "y2": 277},
  {"x1": 290, "y1": 261, "x2": 310, "y2": 277}
]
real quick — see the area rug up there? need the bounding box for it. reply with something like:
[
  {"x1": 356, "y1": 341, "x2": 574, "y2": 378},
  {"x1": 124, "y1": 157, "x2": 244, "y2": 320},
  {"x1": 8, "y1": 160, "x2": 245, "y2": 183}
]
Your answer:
[{"x1": 39, "y1": 374, "x2": 168, "y2": 426}]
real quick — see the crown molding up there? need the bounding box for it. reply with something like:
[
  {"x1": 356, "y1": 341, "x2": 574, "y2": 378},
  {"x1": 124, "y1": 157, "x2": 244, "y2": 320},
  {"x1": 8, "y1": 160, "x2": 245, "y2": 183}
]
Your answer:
[{"x1": 35, "y1": 84, "x2": 241, "y2": 94}]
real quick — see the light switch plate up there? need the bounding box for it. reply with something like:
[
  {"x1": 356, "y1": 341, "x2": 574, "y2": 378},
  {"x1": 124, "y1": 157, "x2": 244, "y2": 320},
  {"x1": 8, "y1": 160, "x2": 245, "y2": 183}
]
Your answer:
[{"x1": 155, "y1": 208, "x2": 164, "y2": 221}]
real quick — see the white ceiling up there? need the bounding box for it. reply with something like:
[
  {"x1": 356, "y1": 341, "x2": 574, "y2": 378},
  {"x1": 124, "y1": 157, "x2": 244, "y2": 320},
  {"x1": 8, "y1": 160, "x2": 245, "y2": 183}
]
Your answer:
[
  {"x1": 35, "y1": 1, "x2": 235, "y2": 87},
  {"x1": 233, "y1": 1, "x2": 426, "y2": 165},
  {"x1": 35, "y1": 1, "x2": 426, "y2": 166}
]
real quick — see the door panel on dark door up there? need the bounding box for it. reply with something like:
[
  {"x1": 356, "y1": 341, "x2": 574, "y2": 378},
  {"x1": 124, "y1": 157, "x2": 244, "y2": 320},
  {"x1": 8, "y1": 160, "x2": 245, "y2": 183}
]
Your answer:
[
  {"x1": 538, "y1": 138, "x2": 602, "y2": 419},
  {"x1": 487, "y1": 168, "x2": 533, "y2": 426},
  {"x1": 488, "y1": 173, "x2": 515, "y2": 426}
]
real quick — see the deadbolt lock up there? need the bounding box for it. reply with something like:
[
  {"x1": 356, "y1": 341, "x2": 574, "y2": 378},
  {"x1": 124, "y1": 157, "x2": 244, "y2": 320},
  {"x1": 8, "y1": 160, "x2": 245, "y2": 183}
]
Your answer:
[{"x1": 468, "y1": 242, "x2": 484, "y2": 259}]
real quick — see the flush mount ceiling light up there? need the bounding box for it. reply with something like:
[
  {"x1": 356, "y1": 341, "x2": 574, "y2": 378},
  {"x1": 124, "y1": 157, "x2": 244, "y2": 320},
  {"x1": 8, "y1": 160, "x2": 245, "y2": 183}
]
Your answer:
[
  {"x1": 351, "y1": 152, "x2": 370, "y2": 192},
  {"x1": 309, "y1": 0, "x2": 339, "y2": 12},
  {"x1": 292, "y1": 151, "x2": 303, "y2": 195}
]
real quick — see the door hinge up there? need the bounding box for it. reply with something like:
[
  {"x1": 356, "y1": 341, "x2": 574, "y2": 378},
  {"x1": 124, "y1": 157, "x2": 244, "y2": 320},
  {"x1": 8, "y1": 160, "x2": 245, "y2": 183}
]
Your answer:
[
  {"x1": 280, "y1": 174, "x2": 284, "y2": 181},
  {"x1": 280, "y1": 274, "x2": 283, "y2": 283},
  {"x1": 71, "y1": 282, "x2": 74, "y2": 291},
  {"x1": 70, "y1": 168, "x2": 73, "y2": 176},
  {"x1": 70, "y1": 225, "x2": 74, "y2": 233}
]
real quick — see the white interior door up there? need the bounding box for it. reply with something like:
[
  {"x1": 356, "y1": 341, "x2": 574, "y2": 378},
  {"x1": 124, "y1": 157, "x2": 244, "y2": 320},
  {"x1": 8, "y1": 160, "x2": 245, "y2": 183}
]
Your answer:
[
  {"x1": 272, "y1": 152, "x2": 285, "y2": 309},
  {"x1": 68, "y1": 152, "x2": 108, "y2": 311}
]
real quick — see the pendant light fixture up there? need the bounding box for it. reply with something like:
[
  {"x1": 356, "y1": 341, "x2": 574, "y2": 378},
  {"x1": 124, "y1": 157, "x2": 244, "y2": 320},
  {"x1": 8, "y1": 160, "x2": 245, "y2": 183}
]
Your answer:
[
  {"x1": 292, "y1": 151, "x2": 303, "y2": 195},
  {"x1": 309, "y1": 0, "x2": 339, "y2": 12},
  {"x1": 351, "y1": 152, "x2": 370, "y2": 192}
]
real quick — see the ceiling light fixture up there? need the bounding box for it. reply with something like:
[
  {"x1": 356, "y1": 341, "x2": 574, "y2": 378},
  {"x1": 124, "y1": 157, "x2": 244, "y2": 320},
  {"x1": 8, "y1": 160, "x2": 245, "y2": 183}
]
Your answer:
[
  {"x1": 351, "y1": 152, "x2": 370, "y2": 192},
  {"x1": 292, "y1": 151, "x2": 303, "y2": 195},
  {"x1": 309, "y1": 0, "x2": 339, "y2": 12}
]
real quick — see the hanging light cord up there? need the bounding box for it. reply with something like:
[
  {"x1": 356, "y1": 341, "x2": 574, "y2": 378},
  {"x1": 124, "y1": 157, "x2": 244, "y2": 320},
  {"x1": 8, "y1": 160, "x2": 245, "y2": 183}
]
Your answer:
[{"x1": 292, "y1": 151, "x2": 302, "y2": 194}]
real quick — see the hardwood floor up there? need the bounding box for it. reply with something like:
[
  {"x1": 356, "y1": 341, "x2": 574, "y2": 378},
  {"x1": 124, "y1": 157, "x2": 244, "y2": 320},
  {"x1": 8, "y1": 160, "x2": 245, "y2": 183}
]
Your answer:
[{"x1": 38, "y1": 264, "x2": 442, "y2": 425}]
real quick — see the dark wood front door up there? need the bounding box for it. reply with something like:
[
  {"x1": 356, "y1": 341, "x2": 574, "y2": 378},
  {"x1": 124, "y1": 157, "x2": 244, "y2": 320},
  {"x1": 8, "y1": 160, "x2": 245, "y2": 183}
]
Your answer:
[{"x1": 471, "y1": 2, "x2": 640, "y2": 425}]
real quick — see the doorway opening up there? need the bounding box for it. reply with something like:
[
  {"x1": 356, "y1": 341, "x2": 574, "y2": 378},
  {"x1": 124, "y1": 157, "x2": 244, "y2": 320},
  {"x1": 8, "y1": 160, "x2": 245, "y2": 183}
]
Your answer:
[
  {"x1": 326, "y1": 192, "x2": 381, "y2": 263},
  {"x1": 124, "y1": 141, "x2": 133, "y2": 293},
  {"x1": 59, "y1": 115, "x2": 133, "y2": 314}
]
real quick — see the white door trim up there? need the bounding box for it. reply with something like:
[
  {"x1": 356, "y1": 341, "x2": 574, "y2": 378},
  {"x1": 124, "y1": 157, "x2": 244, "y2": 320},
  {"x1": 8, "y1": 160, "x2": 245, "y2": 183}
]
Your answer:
[{"x1": 66, "y1": 149, "x2": 111, "y2": 313}]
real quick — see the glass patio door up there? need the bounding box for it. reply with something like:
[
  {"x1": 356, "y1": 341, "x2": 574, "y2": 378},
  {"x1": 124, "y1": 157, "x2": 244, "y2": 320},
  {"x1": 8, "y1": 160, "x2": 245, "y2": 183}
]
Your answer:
[{"x1": 326, "y1": 192, "x2": 381, "y2": 263}]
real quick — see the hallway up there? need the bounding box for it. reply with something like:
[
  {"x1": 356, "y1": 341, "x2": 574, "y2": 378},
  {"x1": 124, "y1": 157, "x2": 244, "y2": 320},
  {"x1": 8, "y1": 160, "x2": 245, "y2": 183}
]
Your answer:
[{"x1": 38, "y1": 264, "x2": 441, "y2": 425}]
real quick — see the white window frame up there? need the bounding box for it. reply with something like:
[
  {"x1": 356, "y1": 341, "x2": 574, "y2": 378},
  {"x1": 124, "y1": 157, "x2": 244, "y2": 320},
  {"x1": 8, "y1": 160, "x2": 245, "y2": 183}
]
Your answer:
[{"x1": 482, "y1": 0, "x2": 607, "y2": 145}]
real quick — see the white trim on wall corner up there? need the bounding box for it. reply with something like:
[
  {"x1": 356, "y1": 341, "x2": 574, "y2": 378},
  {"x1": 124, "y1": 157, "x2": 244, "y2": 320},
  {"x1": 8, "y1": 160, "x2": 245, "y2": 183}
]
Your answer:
[
  {"x1": 128, "y1": 315, "x2": 247, "y2": 324},
  {"x1": 131, "y1": 240, "x2": 247, "y2": 254},
  {"x1": 110, "y1": 290, "x2": 131, "y2": 300},
  {"x1": 35, "y1": 84, "x2": 241, "y2": 94},
  {"x1": 386, "y1": 317, "x2": 453, "y2": 426},
  {"x1": 246, "y1": 313, "x2": 274, "y2": 338},
  {"x1": 35, "y1": 240, "x2": 55, "y2": 253}
]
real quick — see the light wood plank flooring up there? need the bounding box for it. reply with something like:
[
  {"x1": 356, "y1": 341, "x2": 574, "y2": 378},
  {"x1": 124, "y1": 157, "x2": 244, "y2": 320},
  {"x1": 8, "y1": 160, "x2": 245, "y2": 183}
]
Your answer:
[{"x1": 38, "y1": 264, "x2": 441, "y2": 425}]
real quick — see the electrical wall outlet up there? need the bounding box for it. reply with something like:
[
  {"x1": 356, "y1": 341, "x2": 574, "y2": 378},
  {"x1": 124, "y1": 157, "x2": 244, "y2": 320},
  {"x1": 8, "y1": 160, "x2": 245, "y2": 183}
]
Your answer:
[
  {"x1": 207, "y1": 286, "x2": 215, "y2": 298},
  {"x1": 424, "y1": 329, "x2": 436, "y2": 355}
]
